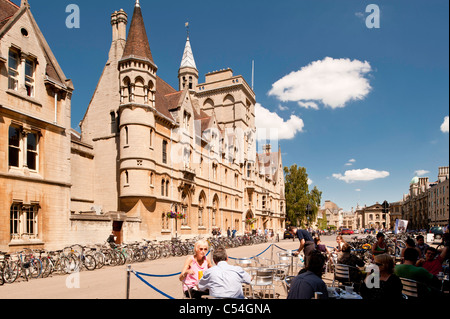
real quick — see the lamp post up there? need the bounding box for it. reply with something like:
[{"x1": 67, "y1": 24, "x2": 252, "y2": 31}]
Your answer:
[{"x1": 306, "y1": 204, "x2": 312, "y2": 228}]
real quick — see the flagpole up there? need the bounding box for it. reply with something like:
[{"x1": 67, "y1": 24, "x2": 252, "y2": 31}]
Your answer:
[{"x1": 252, "y1": 60, "x2": 254, "y2": 91}]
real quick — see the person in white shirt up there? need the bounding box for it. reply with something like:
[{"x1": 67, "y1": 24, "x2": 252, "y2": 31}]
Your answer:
[{"x1": 198, "y1": 247, "x2": 251, "y2": 299}]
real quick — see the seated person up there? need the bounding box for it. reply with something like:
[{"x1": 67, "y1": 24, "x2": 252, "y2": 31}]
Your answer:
[
  {"x1": 400, "y1": 238, "x2": 421, "y2": 263},
  {"x1": 360, "y1": 253, "x2": 403, "y2": 300},
  {"x1": 371, "y1": 232, "x2": 387, "y2": 257},
  {"x1": 287, "y1": 251, "x2": 329, "y2": 299},
  {"x1": 198, "y1": 247, "x2": 251, "y2": 299},
  {"x1": 394, "y1": 248, "x2": 441, "y2": 297},
  {"x1": 416, "y1": 235, "x2": 429, "y2": 259},
  {"x1": 337, "y1": 243, "x2": 365, "y2": 283},
  {"x1": 179, "y1": 239, "x2": 212, "y2": 299},
  {"x1": 416, "y1": 246, "x2": 448, "y2": 276},
  {"x1": 314, "y1": 237, "x2": 330, "y2": 255}
]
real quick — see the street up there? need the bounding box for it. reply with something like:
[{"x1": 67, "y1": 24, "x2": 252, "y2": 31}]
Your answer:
[{"x1": 0, "y1": 235, "x2": 344, "y2": 299}]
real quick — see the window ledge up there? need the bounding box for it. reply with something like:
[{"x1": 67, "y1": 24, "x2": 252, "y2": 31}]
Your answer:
[
  {"x1": 6, "y1": 89, "x2": 42, "y2": 107},
  {"x1": 9, "y1": 238, "x2": 44, "y2": 247}
]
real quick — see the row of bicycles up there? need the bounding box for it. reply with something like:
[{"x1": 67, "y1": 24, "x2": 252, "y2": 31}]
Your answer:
[
  {"x1": 346, "y1": 232, "x2": 428, "y2": 263},
  {"x1": 0, "y1": 234, "x2": 269, "y2": 285}
]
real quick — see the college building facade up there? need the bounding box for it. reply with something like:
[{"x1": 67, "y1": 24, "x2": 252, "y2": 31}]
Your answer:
[{"x1": 0, "y1": 1, "x2": 286, "y2": 251}]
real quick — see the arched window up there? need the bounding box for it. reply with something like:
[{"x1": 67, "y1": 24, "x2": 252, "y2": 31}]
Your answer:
[{"x1": 166, "y1": 180, "x2": 169, "y2": 198}]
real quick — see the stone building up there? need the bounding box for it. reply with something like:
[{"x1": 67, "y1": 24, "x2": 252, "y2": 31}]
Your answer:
[
  {"x1": 402, "y1": 176, "x2": 430, "y2": 230},
  {"x1": 70, "y1": 2, "x2": 286, "y2": 243},
  {"x1": 0, "y1": 1, "x2": 286, "y2": 251},
  {"x1": 320, "y1": 200, "x2": 343, "y2": 229},
  {"x1": 401, "y1": 167, "x2": 449, "y2": 230},
  {"x1": 355, "y1": 203, "x2": 390, "y2": 230},
  {"x1": 428, "y1": 167, "x2": 449, "y2": 228},
  {"x1": 0, "y1": 0, "x2": 74, "y2": 251}
]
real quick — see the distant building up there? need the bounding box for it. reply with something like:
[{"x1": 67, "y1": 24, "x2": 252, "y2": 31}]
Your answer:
[
  {"x1": 428, "y1": 167, "x2": 449, "y2": 227},
  {"x1": 402, "y1": 166, "x2": 449, "y2": 230},
  {"x1": 355, "y1": 203, "x2": 390, "y2": 230},
  {"x1": 320, "y1": 200, "x2": 343, "y2": 229}
]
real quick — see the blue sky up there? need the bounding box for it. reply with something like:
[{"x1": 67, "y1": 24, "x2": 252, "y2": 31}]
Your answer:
[{"x1": 24, "y1": 0, "x2": 449, "y2": 212}]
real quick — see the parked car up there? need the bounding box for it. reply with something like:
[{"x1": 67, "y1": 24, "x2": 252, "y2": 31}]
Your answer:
[
  {"x1": 340, "y1": 228, "x2": 354, "y2": 235},
  {"x1": 429, "y1": 226, "x2": 444, "y2": 235},
  {"x1": 284, "y1": 230, "x2": 294, "y2": 239},
  {"x1": 429, "y1": 226, "x2": 444, "y2": 243}
]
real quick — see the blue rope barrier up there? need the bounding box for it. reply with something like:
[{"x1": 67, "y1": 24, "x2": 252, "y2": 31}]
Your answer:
[
  {"x1": 273, "y1": 244, "x2": 288, "y2": 251},
  {"x1": 228, "y1": 244, "x2": 273, "y2": 260},
  {"x1": 132, "y1": 270, "x2": 176, "y2": 299},
  {"x1": 134, "y1": 270, "x2": 181, "y2": 277}
]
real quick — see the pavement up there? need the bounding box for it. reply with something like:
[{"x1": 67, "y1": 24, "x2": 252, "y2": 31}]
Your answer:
[{"x1": 0, "y1": 235, "x2": 342, "y2": 300}]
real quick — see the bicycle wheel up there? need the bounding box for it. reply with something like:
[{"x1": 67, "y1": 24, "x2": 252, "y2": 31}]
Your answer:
[
  {"x1": 146, "y1": 247, "x2": 157, "y2": 260},
  {"x1": 57, "y1": 256, "x2": 72, "y2": 275},
  {"x1": 102, "y1": 250, "x2": 115, "y2": 266},
  {"x1": 0, "y1": 262, "x2": 4, "y2": 285},
  {"x1": 113, "y1": 250, "x2": 126, "y2": 266},
  {"x1": 28, "y1": 258, "x2": 42, "y2": 279},
  {"x1": 66, "y1": 255, "x2": 79, "y2": 274},
  {"x1": 3, "y1": 260, "x2": 19, "y2": 284},
  {"x1": 83, "y1": 255, "x2": 97, "y2": 271},
  {"x1": 93, "y1": 251, "x2": 105, "y2": 269},
  {"x1": 41, "y1": 257, "x2": 52, "y2": 278}
]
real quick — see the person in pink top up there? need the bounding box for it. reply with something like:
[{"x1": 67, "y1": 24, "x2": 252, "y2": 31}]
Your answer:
[{"x1": 179, "y1": 239, "x2": 213, "y2": 298}]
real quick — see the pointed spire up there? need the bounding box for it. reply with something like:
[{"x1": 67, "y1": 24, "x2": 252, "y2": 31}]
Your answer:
[
  {"x1": 121, "y1": 1, "x2": 154, "y2": 64},
  {"x1": 180, "y1": 35, "x2": 197, "y2": 70}
]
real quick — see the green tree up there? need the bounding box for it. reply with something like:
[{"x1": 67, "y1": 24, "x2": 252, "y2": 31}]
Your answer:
[{"x1": 284, "y1": 165, "x2": 323, "y2": 227}]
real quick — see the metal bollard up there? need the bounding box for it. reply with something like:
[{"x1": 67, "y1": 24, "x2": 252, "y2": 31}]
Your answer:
[{"x1": 126, "y1": 265, "x2": 131, "y2": 299}]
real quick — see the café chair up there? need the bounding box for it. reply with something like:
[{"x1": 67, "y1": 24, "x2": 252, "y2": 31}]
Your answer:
[
  {"x1": 400, "y1": 277, "x2": 419, "y2": 299},
  {"x1": 182, "y1": 280, "x2": 192, "y2": 299},
  {"x1": 273, "y1": 263, "x2": 290, "y2": 295},
  {"x1": 285, "y1": 275, "x2": 296, "y2": 293},
  {"x1": 251, "y1": 268, "x2": 276, "y2": 299},
  {"x1": 254, "y1": 256, "x2": 275, "y2": 268},
  {"x1": 234, "y1": 257, "x2": 255, "y2": 271},
  {"x1": 332, "y1": 263, "x2": 360, "y2": 288}
]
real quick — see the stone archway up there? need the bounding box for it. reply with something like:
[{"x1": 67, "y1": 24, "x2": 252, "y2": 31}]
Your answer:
[{"x1": 245, "y1": 210, "x2": 255, "y2": 233}]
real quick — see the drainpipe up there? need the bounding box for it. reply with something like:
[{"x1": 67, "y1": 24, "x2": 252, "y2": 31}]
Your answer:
[{"x1": 54, "y1": 91, "x2": 58, "y2": 124}]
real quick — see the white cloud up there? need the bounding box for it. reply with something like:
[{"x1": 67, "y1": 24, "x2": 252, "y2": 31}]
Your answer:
[
  {"x1": 332, "y1": 168, "x2": 390, "y2": 183},
  {"x1": 414, "y1": 170, "x2": 429, "y2": 177},
  {"x1": 268, "y1": 57, "x2": 372, "y2": 109},
  {"x1": 278, "y1": 104, "x2": 289, "y2": 111},
  {"x1": 345, "y1": 158, "x2": 356, "y2": 166},
  {"x1": 441, "y1": 116, "x2": 449, "y2": 133},
  {"x1": 255, "y1": 103, "x2": 304, "y2": 141},
  {"x1": 355, "y1": 12, "x2": 365, "y2": 21},
  {"x1": 355, "y1": 189, "x2": 361, "y2": 192},
  {"x1": 298, "y1": 101, "x2": 319, "y2": 110}
]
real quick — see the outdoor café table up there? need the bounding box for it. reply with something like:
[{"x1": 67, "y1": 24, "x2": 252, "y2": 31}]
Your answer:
[
  {"x1": 327, "y1": 287, "x2": 363, "y2": 299},
  {"x1": 438, "y1": 272, "x2": 449, "y2": 293}
]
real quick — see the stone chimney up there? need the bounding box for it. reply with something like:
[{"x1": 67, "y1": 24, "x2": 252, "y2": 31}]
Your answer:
[
  {"x1": 111, "y1": 9, "x2": 128, "y2": 42},
  {"x1": 438, "y1": 166, "x2": 449, "y2": 182}
]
